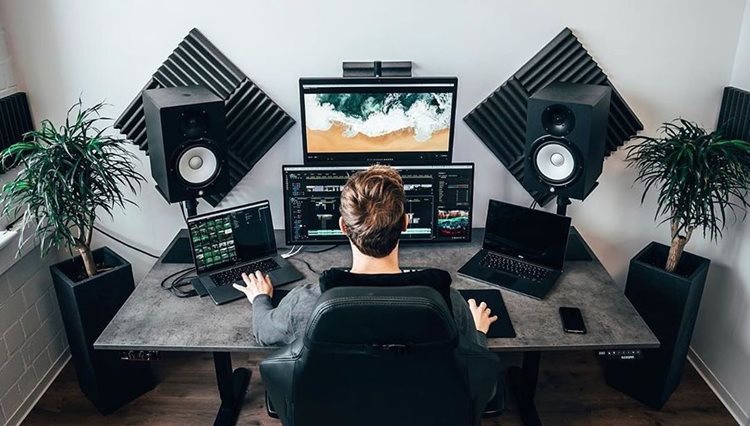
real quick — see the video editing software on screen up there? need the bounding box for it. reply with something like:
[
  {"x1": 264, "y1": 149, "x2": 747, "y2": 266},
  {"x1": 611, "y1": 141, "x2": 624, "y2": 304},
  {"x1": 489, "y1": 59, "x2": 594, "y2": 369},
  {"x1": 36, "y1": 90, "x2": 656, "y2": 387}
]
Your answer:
[
  {"x1": 299, "y1": 77, "x2": 458, "y2": 165},
  {"x1": 188, "y1": 202, "x2": 275, "y2": 273},
  {"x1": 283, "y1": 164, "x2": 473, "y2": 245}
]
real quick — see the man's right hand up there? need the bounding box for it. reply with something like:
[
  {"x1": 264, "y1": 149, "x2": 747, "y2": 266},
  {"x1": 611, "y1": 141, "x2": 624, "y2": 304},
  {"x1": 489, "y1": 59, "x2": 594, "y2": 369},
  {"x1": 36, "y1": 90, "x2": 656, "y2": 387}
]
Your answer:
[
  {"x1": 468, "y1": 298, "x2": 498, "y2": 334},
  {"x1": 232, "y1": 271, "x2": 274, "y2": 304}
]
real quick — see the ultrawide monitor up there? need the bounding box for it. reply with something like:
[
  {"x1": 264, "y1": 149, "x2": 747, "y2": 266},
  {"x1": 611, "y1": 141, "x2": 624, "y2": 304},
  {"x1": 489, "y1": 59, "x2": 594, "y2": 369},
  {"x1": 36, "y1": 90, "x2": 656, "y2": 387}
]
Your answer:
[{"x1": 283, "y1": 164, "x2": 474, "y2": 245}]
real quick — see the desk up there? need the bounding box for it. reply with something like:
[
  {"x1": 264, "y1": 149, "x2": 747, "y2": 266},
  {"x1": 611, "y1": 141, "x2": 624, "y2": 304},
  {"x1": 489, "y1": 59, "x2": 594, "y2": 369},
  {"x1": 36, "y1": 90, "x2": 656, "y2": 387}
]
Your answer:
[{"x1": 95, "y1": 228, "x2": 658, "y2": 426}]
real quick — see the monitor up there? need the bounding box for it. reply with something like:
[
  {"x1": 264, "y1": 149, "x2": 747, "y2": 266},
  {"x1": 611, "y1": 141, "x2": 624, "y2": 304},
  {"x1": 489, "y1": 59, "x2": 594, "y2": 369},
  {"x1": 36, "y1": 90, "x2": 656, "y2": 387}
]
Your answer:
[
  {"x1": 283, "y1": 164, "x2": 474, "y2": 245},
  {"x1": 187, "y1": 200, "x2": 277, "y2": 273},
  {"x1": 483, "y1": 199, "x2": 571, "y2": 270},
  {"x1": 299, "y1": 77, "x2": 458, "y2": 165}
]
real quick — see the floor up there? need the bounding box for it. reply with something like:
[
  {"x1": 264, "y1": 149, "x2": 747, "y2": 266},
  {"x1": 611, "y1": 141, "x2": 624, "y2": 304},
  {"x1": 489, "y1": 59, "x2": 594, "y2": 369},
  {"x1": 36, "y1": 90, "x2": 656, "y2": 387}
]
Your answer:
[{"x1": 23, "y1": 350, "x2": 735, "y2": 426}]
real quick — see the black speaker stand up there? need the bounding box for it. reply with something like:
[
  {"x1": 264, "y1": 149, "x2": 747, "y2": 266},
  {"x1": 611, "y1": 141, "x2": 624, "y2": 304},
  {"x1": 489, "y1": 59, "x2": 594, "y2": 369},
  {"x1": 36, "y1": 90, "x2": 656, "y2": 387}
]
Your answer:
[
  {"x1": 184, "y1": 198, "x2": 199, "y2": 217},
  {"x1": 160, "y1": 197, "x2": 199, "y2": 264},
  {"x1": 556, "y1": 196, "x2": 571, "y2": 216}
]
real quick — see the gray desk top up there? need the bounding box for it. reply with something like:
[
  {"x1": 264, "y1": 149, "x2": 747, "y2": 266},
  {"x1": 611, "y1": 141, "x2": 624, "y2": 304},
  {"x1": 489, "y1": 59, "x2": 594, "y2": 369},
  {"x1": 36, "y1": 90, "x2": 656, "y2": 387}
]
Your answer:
[{"x1": 95, "y1": 229, "x2": 658, "y2": 353}]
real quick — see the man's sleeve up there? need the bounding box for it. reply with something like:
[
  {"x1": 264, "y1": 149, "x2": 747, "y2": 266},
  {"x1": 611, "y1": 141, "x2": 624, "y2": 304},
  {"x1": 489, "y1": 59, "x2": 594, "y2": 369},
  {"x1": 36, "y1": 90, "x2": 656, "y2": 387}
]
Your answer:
[
  {"x1": 252, "y1": 285, "x2": 320, "y2": 346},
  {"x1": 252, "y1": 294, "x2": 295, "y2": 346},
  {"x1": 450, "y1": 290, "x2": 488, "y2": 347}
]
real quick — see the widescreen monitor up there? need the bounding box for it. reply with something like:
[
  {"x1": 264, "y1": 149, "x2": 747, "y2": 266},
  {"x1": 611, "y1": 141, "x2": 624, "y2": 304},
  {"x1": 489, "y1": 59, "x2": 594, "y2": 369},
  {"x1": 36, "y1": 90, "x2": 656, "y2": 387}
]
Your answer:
[
  {"x1": 299, "y1": 77, "x2": 458, "y2": 165},
  {"x1": 283, "y1": 164, "x2": 474, "y2": 245}
]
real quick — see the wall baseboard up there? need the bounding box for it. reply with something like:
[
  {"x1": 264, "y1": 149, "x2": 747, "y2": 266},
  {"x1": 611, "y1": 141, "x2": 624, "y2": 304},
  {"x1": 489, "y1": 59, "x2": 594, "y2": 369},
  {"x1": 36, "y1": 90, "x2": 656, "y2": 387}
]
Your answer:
[
  {"x1": 6, "y1": 348, "x2": 70, "y2": 426},
  {"x1": 688, "y1": 346, "x2": 748, "y2": 425}
]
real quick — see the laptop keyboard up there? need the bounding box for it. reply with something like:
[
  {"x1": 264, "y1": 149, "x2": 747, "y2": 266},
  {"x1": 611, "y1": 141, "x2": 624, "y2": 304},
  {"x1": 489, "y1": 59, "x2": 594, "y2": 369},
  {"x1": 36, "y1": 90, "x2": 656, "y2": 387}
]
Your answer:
[
  {"x1": 480, "y1": 252, "x2": 550, "y2": 282},
  {"x1": 210, "y1": 258, "x2": 280, "y2": 287}
]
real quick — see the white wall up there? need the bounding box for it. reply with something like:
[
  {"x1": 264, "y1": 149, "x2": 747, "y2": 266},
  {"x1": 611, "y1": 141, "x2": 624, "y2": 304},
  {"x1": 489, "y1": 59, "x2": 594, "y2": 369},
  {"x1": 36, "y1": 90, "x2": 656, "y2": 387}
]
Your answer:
[
  {"x1": 732, "y1": 1, "x2": 750, "y2": 90},
  {"x1": 688, "y1": 1, "x2": 750, "y2": 424},
  {"x1": 0, "y1": 0, "x2": 749, "y2": 422},
  {"x1": 0, "y1": 22, "x2": 19, "y2": 230},
  {"x1": 0, "y1": 24, "x2": 14, "y2": 99}
]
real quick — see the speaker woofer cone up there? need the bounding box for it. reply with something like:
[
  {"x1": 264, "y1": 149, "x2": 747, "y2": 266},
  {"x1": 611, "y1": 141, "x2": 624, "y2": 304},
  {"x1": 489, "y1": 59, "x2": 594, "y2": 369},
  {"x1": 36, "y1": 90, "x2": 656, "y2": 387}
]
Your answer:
[
  {"x1": 175, "y1": 140, "x2": 221, "y2": 187},
  {"x1": 531, "y1": 136, "x2": 582, "y2": 186}
]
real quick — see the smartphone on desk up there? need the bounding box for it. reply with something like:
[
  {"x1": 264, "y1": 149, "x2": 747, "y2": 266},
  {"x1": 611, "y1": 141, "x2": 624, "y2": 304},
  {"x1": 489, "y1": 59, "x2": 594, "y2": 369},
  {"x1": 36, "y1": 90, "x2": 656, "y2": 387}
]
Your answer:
[{"x1": 559, "y1": 307, "x2": 586, "y2": 334}]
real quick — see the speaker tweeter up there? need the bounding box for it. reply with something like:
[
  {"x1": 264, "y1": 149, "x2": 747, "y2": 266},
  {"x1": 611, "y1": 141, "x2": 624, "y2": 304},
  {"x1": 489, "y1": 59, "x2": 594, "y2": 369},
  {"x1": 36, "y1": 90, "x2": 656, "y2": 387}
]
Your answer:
[{"x1": 542, "y1": 104, "x2": 575, "y2": 136}]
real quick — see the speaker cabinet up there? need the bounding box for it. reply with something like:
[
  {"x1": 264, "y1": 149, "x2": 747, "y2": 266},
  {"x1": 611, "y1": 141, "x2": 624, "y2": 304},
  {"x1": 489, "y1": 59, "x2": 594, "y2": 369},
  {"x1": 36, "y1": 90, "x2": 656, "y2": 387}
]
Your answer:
[
  {"x1": 143, "y1": 86, "x2": 229, "y2": 203},
  {"x1": 523, "y1": 82, "x2": 611, "y2": 201}
]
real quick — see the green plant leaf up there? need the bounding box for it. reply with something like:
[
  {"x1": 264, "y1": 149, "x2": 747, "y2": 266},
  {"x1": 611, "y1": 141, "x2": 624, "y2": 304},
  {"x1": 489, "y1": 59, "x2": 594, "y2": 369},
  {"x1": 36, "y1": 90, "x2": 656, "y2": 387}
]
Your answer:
[
  {"x1": 627, "y1": 119, "x2": 750, "y2": 249},
  {"x1": 0, "y1": 99, "x2": 145, "y2": 277}
]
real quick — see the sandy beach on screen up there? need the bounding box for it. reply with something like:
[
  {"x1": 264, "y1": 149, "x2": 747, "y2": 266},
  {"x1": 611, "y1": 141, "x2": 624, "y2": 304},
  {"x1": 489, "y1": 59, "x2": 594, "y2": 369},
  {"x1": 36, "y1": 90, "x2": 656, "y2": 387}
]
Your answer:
[{"x1": 307, "y1": 123, "x2": 450, "y2": 153}]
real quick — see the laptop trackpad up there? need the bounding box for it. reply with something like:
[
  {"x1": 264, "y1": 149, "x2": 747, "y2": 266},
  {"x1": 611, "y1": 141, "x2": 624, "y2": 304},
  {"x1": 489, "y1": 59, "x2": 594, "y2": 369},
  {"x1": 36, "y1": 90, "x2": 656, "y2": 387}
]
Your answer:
[{"x1": 490, "y1": 272, "x2": 519, "y2": 287}]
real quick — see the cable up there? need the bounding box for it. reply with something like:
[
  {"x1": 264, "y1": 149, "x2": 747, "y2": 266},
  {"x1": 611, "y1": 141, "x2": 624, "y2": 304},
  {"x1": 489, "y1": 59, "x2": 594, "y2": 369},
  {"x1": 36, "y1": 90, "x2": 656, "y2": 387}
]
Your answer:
[
  {"x1": 281, "y1": 245, "x2": 302, "y2": 259},
  {"x1": 289, "y1": 246, "x2": 304, "y2": 257},
  {"x1": 160, "y1": 266, "x2": 198, "y2": 298},
  {"x1": 160, "y1": 266, "x2": 194, "y2": 289},
  {"x1": 303, "y1": 244, "x2": 340, "y2": 253},
  {"x1": 179, "y1": 202, "x2": 188, "y2": 223},
  {"x1": 288, "y1": 257, "x2": 321, "y2": 275},
  {"x1": 170, "y1": 269, "x2": 198, "y2": 298},
  {"x1": 279, "y1": 244, "x2": 340, "y2": 254},
  {"x1": 94, "y1": 226, "x2": 160, "y2": 259}
]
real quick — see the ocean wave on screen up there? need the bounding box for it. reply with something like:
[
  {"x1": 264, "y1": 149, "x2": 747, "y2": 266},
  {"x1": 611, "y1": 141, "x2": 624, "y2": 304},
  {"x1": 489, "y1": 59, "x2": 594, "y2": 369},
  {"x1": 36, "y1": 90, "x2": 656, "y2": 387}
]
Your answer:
[{"x1": 305, "y1": 92, "x2": 452, "y2": 141}]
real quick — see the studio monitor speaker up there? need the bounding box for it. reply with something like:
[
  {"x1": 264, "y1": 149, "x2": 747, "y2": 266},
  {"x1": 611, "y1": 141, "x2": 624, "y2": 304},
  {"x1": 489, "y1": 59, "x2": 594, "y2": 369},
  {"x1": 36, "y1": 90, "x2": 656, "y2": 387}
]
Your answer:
[
  {"x1": 523, "y1": 82, "x2": 611, "y2": 201},
  {"x1": 143, "y1": 86, "x2": 229, "y2": 203}
]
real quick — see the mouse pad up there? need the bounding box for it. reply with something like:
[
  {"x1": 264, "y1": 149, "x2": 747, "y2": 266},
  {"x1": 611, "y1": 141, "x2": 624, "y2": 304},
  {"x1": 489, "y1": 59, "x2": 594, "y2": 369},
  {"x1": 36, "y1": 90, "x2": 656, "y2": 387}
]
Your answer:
[{"x1": 458, "y1": 289, "x2": 516, "y2": 338}]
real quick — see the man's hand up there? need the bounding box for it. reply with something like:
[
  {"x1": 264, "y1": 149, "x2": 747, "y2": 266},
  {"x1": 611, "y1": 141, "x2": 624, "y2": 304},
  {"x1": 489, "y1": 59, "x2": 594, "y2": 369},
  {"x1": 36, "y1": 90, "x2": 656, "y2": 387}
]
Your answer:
[
  {"x1": 468, "y1": 298, "x2": 498, "y2": 334},
  {"x1": 232, "y1": 271, "x2": 273, "y2": 304}
]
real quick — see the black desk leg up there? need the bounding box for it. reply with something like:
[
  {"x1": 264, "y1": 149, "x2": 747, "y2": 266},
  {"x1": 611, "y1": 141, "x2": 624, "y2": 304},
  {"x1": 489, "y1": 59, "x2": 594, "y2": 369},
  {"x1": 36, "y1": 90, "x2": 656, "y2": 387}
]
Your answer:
[
  {"x1": 508, "y1": 351, "x2": 542, "y2": 426},
  {"x1": 212, "y1": 352, "x2": 251, "y2": 426}
]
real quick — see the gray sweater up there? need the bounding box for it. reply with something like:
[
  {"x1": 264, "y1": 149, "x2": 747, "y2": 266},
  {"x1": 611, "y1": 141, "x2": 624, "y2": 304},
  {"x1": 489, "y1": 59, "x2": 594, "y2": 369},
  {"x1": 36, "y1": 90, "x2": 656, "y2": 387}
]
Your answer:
[{"x1": 252, "y1": 269, "x2": 487, "y2": 348}]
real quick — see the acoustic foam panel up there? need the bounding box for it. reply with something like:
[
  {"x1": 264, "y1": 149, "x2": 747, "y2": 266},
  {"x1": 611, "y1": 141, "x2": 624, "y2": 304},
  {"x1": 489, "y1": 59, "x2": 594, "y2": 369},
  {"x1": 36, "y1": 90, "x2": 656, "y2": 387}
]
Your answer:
[
  {"x1": 114, "y1": 28, "x2": 295, "y2": 206},
  {"x1": 717, "y1": 86, "x2": 750, "y2": 142},
  {"x1": 0, "y1": 92, "x2": 34, "y2": 173},
  {"x1": 464, "y1": 28, "x2": 643, "y2": 206}
]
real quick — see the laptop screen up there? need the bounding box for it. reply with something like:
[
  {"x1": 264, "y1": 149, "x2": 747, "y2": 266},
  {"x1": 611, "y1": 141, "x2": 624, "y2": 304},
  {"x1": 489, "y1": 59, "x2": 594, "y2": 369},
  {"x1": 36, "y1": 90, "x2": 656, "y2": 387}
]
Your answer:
[
  {"x1": 187, "y1": 201, "x2": 277, "y2": 273},
  {"x1": 483, "y1": 199, "x2": 571, "y2": 270}
]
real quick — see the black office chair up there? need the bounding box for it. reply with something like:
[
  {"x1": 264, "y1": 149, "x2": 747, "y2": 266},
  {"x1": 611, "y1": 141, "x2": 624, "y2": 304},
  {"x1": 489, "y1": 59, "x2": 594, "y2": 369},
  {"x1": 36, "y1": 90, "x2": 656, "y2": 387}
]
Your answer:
[{"x1": 260, "y1": 286, "x2": 501, "y2": 426}]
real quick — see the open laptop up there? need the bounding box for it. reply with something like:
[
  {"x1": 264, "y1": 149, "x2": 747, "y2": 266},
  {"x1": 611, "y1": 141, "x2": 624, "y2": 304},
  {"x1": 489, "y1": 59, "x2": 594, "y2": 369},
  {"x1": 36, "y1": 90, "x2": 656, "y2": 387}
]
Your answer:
[
  {"x1": 187, "y1": 200, "x2": 304, "y2": 305},
  {"x1": 458, "y1": 199, "x2": 571, "y2": 299}
]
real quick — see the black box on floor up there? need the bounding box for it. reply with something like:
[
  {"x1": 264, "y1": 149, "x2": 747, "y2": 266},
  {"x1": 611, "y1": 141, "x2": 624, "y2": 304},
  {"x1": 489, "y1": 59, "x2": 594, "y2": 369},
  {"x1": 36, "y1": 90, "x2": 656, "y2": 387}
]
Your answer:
[
  {"x1": 50, "y1": 247, "x2": 155, "y2": 414},
  {"x1": 604, "y1": 242, "x2": 709, "y2": 409}
]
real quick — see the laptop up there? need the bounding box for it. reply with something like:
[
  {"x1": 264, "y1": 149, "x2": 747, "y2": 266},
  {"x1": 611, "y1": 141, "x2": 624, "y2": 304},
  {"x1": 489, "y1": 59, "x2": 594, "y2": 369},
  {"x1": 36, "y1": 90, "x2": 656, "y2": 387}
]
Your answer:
[
  {"x1": 458, "y1": 199, "x2": 571, "y2": 299},
  {"x1": 187, "y1": 200, "x2": 304, "y2": 305}
]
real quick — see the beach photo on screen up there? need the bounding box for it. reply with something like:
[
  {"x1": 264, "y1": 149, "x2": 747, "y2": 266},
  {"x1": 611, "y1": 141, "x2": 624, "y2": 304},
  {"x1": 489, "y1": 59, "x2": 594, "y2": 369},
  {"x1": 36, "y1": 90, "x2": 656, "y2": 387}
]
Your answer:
[{"x1": 304, "y1": 92, "x2": 452, "y2": 153}]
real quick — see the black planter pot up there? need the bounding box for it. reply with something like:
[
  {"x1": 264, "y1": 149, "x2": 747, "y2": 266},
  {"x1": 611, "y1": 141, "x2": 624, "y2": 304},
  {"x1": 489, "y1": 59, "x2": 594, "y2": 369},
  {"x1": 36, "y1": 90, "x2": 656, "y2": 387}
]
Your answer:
[
  {"x1": 604, "y1": 242, "x2": 710, "y2": 409},
  {"x1": 50, "y1": 246, "x2": 155, "y2": 415}
]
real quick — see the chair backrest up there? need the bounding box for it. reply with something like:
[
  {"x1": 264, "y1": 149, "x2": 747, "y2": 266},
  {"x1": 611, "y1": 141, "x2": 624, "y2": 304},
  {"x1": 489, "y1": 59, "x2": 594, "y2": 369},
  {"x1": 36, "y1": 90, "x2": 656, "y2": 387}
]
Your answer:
[{"x1": 260, "y1": 285, "x2": 499, "y2": 426}]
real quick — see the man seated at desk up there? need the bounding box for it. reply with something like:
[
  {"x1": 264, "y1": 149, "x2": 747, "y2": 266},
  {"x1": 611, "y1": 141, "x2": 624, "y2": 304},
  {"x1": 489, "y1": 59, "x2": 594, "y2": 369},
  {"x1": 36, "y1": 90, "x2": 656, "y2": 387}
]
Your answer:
[{"x1": 233, "y1": 165, "x2": 497, "y2": 348}]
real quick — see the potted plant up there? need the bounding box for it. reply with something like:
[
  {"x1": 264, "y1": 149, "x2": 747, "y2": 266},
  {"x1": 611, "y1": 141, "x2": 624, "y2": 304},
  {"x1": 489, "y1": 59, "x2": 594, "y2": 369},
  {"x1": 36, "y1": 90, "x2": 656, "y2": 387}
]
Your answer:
[
  {"x1": 605, "y1": 119, "x2": 750, "y2": 409},
  {"x1": 0, "y1": 99, "x2": 155, "y2": 414}
]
